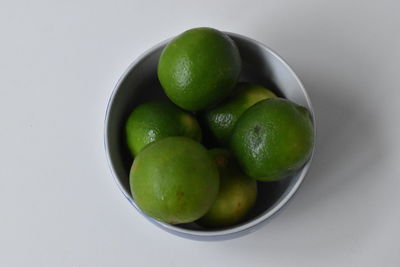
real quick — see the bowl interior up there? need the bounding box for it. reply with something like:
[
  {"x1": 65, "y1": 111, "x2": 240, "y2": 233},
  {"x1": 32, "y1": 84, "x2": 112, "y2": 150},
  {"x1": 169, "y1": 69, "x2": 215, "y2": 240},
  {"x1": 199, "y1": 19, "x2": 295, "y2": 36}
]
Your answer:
[{"x1": 105, "y1": 33, "x2": 313, "y2": 234}]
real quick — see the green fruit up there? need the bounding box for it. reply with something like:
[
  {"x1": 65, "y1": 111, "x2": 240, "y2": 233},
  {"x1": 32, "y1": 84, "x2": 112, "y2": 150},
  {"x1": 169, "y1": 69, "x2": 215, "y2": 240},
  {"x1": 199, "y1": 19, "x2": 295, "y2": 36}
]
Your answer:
[
  {"x1": 125, "y1": 101, "x2": 201, "y2": 156},
  {"x1": 130, "y1": 137, "x2": 219, "y2": 224},
  {"x1": 158, "y1": 27, "x2": 241, "y2": 111},
  {"x1": 198, "y1": 149, "x2": 257, "y2": 228},
  {"x1": 202, "y1": 83, "x2": 277, "y2": 145},
  {"x1": 230, "y1": 98, "x2": 314, "y2": 181}
]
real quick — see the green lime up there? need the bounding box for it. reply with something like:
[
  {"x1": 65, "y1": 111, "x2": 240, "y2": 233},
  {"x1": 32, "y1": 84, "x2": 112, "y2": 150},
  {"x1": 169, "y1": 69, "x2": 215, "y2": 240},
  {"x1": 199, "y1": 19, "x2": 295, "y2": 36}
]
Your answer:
[
  {"x1": 125, "y1": 101, "x2": 201, "y2": 156},
  {"x1": 202, "y1": 82, "x2": 277, "y2": 145},
  {"x1": 198, "y1": 149, "x2": 257, "y2": 228},
  {"x1": 130, "y1": 137, "x2": 219, "y2": 224},
  {"x1": 230, "y1": 98, "x2": 314, "y2": 181},
  {"x1": 157, "y1": 27, "x2": 241, "y2": 111}
]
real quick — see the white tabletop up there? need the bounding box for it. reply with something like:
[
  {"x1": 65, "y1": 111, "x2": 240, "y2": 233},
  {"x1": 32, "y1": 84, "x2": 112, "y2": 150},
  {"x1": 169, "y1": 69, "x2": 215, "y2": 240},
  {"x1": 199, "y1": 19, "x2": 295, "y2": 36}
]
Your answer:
[{"x1": 1, "y1": 0, "x2": 399, "y2": 266}]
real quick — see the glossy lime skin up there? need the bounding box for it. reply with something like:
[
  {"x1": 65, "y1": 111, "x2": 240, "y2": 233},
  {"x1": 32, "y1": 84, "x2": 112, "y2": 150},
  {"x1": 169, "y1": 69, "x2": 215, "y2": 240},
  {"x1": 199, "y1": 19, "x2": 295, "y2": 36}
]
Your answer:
[
  {"x1": 202, "y1": 83, "x2": 277, "y2": 145},
  {"x1": 230, "y1": 98, "x2": 314, "y2": 181},
  {"x1": 198, "y1": 149, "x2": 257, "y2": 228},
  {"x1": 130, "y1": 137, "x2": 219, "y2": 224},
  {"x1": 157, "y1": 27, "x2": 241, "y2": 111},
  {"x1": 125, "y1": 101, "x2": 202, "y2": 156}
]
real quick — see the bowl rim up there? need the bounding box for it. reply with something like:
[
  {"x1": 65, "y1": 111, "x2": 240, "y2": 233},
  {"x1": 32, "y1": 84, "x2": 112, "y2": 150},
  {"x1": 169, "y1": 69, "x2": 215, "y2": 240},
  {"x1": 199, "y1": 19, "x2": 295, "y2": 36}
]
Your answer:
[{"x1": 104, "y1": 31, "x2": 316, "y2": 239}]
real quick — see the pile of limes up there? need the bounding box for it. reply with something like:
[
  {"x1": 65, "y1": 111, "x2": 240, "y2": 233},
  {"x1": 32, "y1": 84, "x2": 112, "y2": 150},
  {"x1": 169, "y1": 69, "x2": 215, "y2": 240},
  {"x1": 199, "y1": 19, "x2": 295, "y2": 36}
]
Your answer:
[{"x1": 126, "y1": 27, "x2": 314, "y2": 228}]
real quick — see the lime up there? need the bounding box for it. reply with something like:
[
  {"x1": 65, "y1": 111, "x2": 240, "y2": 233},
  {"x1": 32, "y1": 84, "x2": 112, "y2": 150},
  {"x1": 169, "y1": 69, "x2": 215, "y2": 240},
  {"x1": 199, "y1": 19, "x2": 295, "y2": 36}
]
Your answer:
[
  {"x1": 125, "y1": 101, "x2": 201, "y2": 156},
  {"x1": 130, "y1": 137, "x2": 219, "y2": 224},
  {"x1": 198, "y1": 149, "x2": 257, "y2": 228},
  {"x1": 157, "y1": 27, "x2": 241, "y2": 111},
  {"x1": 230, "y1": 98, "x2": 314, "y2": 181},
  {"x1": 202, "y1": 82, "x2": 276, "y2": 145}
]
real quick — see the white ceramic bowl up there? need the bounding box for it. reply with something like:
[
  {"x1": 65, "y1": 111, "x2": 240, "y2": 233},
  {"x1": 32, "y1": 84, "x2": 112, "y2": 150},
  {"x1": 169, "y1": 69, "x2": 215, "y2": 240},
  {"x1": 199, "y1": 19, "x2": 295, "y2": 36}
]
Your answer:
[{"x1": 104, "y1": 32, "x2": 315, "y2": 241}]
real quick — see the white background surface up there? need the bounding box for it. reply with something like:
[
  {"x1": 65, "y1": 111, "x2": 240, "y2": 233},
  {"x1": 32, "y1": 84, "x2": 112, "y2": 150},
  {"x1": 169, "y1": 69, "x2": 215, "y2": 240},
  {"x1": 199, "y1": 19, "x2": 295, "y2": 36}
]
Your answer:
[{"x1": 1, "y1": 0, "x2": 399, "y2": 266}]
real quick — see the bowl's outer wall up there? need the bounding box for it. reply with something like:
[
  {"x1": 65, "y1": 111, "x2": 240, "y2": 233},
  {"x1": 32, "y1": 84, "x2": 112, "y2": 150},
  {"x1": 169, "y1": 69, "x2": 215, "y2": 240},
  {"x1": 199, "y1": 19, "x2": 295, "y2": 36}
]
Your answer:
[{"x1": 104, "y1": 33, "x2": 315, "y2": 241}]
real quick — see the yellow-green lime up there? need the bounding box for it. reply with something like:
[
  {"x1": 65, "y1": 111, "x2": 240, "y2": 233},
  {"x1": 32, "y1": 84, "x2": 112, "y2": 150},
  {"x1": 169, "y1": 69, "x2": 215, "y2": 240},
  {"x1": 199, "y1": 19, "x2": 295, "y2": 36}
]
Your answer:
[
  {"x1": 198, "y1": 149, "x2": 257, "y2": 228},
  {"x1": 157, "y1": 27, "x2": 241, "y2": 111},
  {"x1": 125, "y1": 101, "x2": 201, "y2": 156},
  {"x1": 230, "y1": 98, "x2": 314, "y2": 181},
  {"x1": 130, "y1": 137, "x2": 219, "y2": 224},
  {"x1": 202, "y1": 83, "x2": 276, "y2": 145}
]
